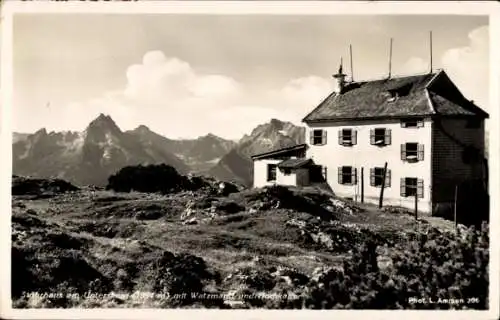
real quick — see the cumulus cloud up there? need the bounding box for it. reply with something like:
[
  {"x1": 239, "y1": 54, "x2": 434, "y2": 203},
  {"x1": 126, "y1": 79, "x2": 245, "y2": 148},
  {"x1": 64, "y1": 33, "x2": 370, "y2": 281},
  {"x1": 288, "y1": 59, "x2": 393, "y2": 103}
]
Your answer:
[
  {"x1": 58, "y1": 50, "x2": 332, "y2": 139},
  {"x1": 270, "y1": 76, "x2": 332, "y2": 123},
  {"x1": 397, "y1": 26, "x2": 488, "y2": 115},
  {"x1": 441, "y1": 25, "x2": 489, "y2": 111},
  {"x1": 56, "y1": 25, "x2": 489, "y2": 140},
  {"x1": 400, "y1": 57, "x2": 429, "y2": 75},
  {"x1": 123, "y1": 50, "x2": 242, "y2": 107}
]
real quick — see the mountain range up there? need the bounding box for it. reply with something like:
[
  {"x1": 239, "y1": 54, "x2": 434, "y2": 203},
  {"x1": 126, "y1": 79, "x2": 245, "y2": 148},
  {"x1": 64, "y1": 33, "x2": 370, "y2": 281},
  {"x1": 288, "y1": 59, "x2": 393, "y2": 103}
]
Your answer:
[{"x1": 12, "y1": 114, "x2": 305, "y2": 187}]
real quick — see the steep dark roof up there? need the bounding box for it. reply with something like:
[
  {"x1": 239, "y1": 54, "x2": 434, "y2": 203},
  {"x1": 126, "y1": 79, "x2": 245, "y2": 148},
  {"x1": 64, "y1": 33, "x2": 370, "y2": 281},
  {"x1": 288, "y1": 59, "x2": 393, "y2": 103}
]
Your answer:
[
  {"x1": 251, "y1": 144, "x2": 307, "y2": 160},
  {"x1": 302, "y1": 70, "x2": 488, "y2": 123},
  {"x1": 277, "y1": 158, "x2": 313, "y2": 169}
]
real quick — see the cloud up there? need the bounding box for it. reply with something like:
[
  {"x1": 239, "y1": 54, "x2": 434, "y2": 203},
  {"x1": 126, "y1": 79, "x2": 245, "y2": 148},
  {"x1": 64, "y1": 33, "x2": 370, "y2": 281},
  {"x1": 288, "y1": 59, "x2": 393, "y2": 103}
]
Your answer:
[
  {"x1": 123, "y1": 50, "x2": 242, "y2": 107},
  {"x1": 441, "y1": 25, "x2": 489, "y2": 111},
  {"x1": 400, "y1": 57, "x2": 429, "y2": 75},
  {"x1": 271, "y1": 76, "x2": 332, "y2": 123},
  {"x1": 53, "y1": 26, "x2": 489, "y2": 139},
  {"x1": 56, "y1": 50, "x2": 333, "y2": 139},
  {"x1": 397, "y1": 25, "x2": 488, "y2": 115}
]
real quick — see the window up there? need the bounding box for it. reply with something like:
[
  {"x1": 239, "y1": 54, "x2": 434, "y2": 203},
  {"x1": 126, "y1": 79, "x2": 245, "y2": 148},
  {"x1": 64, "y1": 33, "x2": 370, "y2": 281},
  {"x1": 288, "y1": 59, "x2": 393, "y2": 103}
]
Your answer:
[
  {"x1": 370, "y1": 128, "x2": 391, "y2": 146},
  {"x1": 400, "y1": 177, "x2": 424, "y2": 198},
  {"x1": 283, "y1": 168, "x2": 292, "y2": 175},
  {"x1": 387, "y1": 83, "x2": 412, "y2": 99},
  {"x1": 370, "y1": 167, "x2": 391, "y2": 187},
  {"x1": 401, "y1": 118, "x2": 424, "y2": 128},
  {"x1": 401, "y1": 143, "x2": 424, "y2": 161},
  {"x1": 338, "y1": 129, "x2": 357, "y2": 146},
  {"x1": 310, "y1": 129, "x2": 327, "y2": 145},
  {"x1": 387, "y1": 92, "x2": 398, "y2": 102},
  {"x1": 337, "y1": 166, "x2": 357, "y2": 185},
  {"x1": 267, "y1": 164, "x2": 277, "y2": 181},
  {"x1": 466, "y1": 118, "x2": 481, "y2": 129}
]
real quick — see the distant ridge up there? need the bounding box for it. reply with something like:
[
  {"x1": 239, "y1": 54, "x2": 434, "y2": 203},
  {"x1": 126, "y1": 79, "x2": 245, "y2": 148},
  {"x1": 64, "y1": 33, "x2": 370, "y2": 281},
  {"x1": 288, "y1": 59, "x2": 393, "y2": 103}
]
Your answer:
[{"x1": 12, "y1": 114, "x2": 238, "y2": 186}]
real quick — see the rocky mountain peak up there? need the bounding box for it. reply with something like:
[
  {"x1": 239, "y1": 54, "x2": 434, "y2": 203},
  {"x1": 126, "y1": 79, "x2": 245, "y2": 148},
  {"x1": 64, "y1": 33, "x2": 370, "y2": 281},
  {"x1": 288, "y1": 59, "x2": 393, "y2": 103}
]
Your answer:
[
  {"x1": 87, "y1": 114, "x2": 120, "y2": 131},
  {"x1": 132, "y1": 125, "x2": 153, "y2": 134},
  {"x1": 85, "y1": 114, "x2": 122, "y2": 140}
]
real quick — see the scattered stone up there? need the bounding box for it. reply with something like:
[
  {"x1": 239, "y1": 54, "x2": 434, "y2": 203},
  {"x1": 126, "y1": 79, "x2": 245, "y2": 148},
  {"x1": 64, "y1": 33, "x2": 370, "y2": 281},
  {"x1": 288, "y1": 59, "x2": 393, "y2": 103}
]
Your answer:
[{"x1": 183, "y1": 218, "x2": 198, "y2": 225}]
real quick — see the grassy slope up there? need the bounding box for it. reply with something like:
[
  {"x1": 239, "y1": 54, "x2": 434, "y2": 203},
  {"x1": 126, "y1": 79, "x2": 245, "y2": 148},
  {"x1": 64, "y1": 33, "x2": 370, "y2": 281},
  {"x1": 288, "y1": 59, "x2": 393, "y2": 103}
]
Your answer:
[{"x1": 11, "y1": 186, "x2": 461, "y2": 308}]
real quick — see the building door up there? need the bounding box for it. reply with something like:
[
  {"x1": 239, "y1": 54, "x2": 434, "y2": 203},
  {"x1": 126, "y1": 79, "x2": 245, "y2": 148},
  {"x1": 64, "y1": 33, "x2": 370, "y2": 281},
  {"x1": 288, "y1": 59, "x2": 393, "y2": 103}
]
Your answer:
[{"x1": 309, "y1": 165, "x2": 324, "y2": 183}]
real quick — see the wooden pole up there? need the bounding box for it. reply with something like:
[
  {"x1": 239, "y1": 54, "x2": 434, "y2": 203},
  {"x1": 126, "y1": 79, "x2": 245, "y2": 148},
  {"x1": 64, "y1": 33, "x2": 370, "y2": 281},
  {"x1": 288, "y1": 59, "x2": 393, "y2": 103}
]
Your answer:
[
  {"x1": 415, "y1": 193, "x2": 418, "y2": 221},
  {"x1": 361, "y1": 167, "x2": 364, "y2": 203},
  {"x1": 349, "y1": 44, "x2": 354, "y2": 82},
  {"x1": 454, "y1": 185, "x2": 458, "y2": 230},
  {"x1": 388, "y1": 38, "x2": 393, "y2": 78},
  {"x1": 430, "y1": 31, "x2": 433, "y2": 73},
  {"x1": 378, "y1": 162, "x2": 388, "y2": 209}
]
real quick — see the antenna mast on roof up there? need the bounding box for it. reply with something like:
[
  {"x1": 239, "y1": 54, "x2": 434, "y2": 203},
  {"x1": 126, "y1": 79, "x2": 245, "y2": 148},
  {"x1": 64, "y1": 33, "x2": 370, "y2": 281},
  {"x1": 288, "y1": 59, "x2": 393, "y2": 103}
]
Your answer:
[
  {"x1": 349, "y1": 44, "x2": 354, "y2": 82},
  {"x1": 388, "y1": 37, "x2": 393, "y2": 79},
  {"x1": 429, "y1": 31, "x2": 433, "y2": 73}
]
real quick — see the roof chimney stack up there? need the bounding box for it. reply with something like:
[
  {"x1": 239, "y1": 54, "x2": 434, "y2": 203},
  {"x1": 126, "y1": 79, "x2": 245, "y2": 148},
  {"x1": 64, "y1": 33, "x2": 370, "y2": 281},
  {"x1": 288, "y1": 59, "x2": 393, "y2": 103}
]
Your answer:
[{"x1": 333, "y1": 57, "x2": 347, "y2": 94}]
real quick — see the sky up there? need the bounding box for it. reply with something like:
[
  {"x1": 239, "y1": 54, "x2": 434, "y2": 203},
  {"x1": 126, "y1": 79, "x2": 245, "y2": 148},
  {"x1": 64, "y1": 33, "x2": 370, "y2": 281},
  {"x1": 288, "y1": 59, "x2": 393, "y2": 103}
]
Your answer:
[{"x1": 12, "y1": 14, "x2": 489, "y2": 139}]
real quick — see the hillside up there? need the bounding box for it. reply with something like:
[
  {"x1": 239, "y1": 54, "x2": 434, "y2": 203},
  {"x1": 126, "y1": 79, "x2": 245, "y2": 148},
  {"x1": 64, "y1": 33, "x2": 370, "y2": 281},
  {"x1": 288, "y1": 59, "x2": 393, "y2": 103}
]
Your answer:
[
  {"x1": 209, "y1": 119, "x2": 306, "y2": 186},
  {"x1": 11, "y1": 173, "x2": 488, "y2": 309}
]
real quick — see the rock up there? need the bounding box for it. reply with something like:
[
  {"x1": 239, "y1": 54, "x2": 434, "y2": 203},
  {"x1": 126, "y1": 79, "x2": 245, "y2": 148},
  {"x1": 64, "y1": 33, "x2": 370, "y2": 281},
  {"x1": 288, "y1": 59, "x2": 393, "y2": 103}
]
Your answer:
[
  {"x1": 26, "y1": 209, "x2": 38, "y2": 215},
  {"x1": 183, "y1": 218, "x2": 198, "y2": 225},
  {"x1": 180, "y1": 208, "x2": 194, "y2": 220},
  {"x1": 310, "y1": 231, "x2": 334, "y2": 249},
  {"x1": 329, "y1": 198, "x2": 355, "y2": 215},
  {"x1": 285, "y1": 219, "x2": 307, "y2": 229}
]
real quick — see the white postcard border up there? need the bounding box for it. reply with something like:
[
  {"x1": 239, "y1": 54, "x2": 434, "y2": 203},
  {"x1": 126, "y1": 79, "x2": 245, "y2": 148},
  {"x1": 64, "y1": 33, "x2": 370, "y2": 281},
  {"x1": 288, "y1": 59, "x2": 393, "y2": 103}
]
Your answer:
[{"x1": 0, "y1": 1, "x2": 498, "y2": 320}]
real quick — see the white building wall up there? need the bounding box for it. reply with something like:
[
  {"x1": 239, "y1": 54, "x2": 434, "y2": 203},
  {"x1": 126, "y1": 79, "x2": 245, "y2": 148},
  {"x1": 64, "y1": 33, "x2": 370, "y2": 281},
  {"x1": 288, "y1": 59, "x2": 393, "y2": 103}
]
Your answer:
[
  {"x1": 306, "y1": 118, "x2": 433, "y2": 213},
  {"x1": 276, "y1": 169, "x2": 297, "y2": 186},
  {"x1": 253, "y1": 159, "x2": 281, "y2": 188},
  {"x1": 253, "y1": 158, "x2": 299, "y2": 188}
]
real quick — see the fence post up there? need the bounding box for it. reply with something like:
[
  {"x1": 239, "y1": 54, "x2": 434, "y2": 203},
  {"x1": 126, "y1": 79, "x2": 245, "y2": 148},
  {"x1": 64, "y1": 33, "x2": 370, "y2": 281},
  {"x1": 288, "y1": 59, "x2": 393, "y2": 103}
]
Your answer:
[
  {"x1": 361, "y1": 167, "x2": 364, "y2": 203},
  {"x1": 378, "y1": 162, "x2": 388, "y2": 209},
  {"x1": 415, "y1": 193, "x2": 418, "y2": 220}
]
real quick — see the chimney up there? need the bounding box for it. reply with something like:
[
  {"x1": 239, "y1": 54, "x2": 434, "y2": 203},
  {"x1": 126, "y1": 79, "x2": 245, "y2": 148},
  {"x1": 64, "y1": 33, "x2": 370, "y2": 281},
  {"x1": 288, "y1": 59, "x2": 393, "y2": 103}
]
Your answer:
[{"x1": 333, "y1": 58, "x2": 347, "y2": 94}]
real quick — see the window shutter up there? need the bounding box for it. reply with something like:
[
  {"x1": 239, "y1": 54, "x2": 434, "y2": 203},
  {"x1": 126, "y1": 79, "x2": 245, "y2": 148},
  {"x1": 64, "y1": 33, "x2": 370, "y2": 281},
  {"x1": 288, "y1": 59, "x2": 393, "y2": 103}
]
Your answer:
[
  {"x1": 338, "y1": 130, "x2": 342, "y2": 145},
  {"x1": 370, "y1": 129, "x2": 375, "y2": 145},
  {"x1": 401, "y1": 144, "x2": 406, "y2": 160},
  {"x1": 338, "y1": 167, "x2": 343, "y2": 184},
  {"x1": 385, "y1": 169, "x2": 391, "y2": 187},
  {"x1": 401, "y1": 121, "x2": 406, "y2": 128},
  {"x1": 400, "y1": 178, "x2": 406, "y2": 196},
  {"x1": 322, "y1": 130, "x2": 327, "y2": 145},
  {"x1": 352, "y1": 130, "x2": 357, "y2": 145},
  {"x1": 417, "y1": 179, "x2": 424, "y2": 198},
  {"x1": 352, "y1": 168, "x2": 357, "y2": 185},
  {"x1": 370, "y1": 168, "x2": 375, "y2": 186},
  {"x1": 417, "y1": 120, "x2": 424, "y2": 128},
  {"x1": 385, "y1": 129, "x2": 392, "y2": 145},
  {"x1": 322, "y1": 167, "x2": 328, "y2": 181},
  {"x1": 418, "y1": 144, "x2": 425, "y2": 161},
  {"x1": 309, "y1": 130, "x2": 314, "y2": 145}
]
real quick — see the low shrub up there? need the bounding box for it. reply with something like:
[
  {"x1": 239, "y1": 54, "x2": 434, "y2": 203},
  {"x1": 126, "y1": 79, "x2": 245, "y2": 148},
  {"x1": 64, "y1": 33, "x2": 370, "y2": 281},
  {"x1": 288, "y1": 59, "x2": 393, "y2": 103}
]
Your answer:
[{"x1": 282, "y1": 223, "x2": 489, "y2": 310}]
